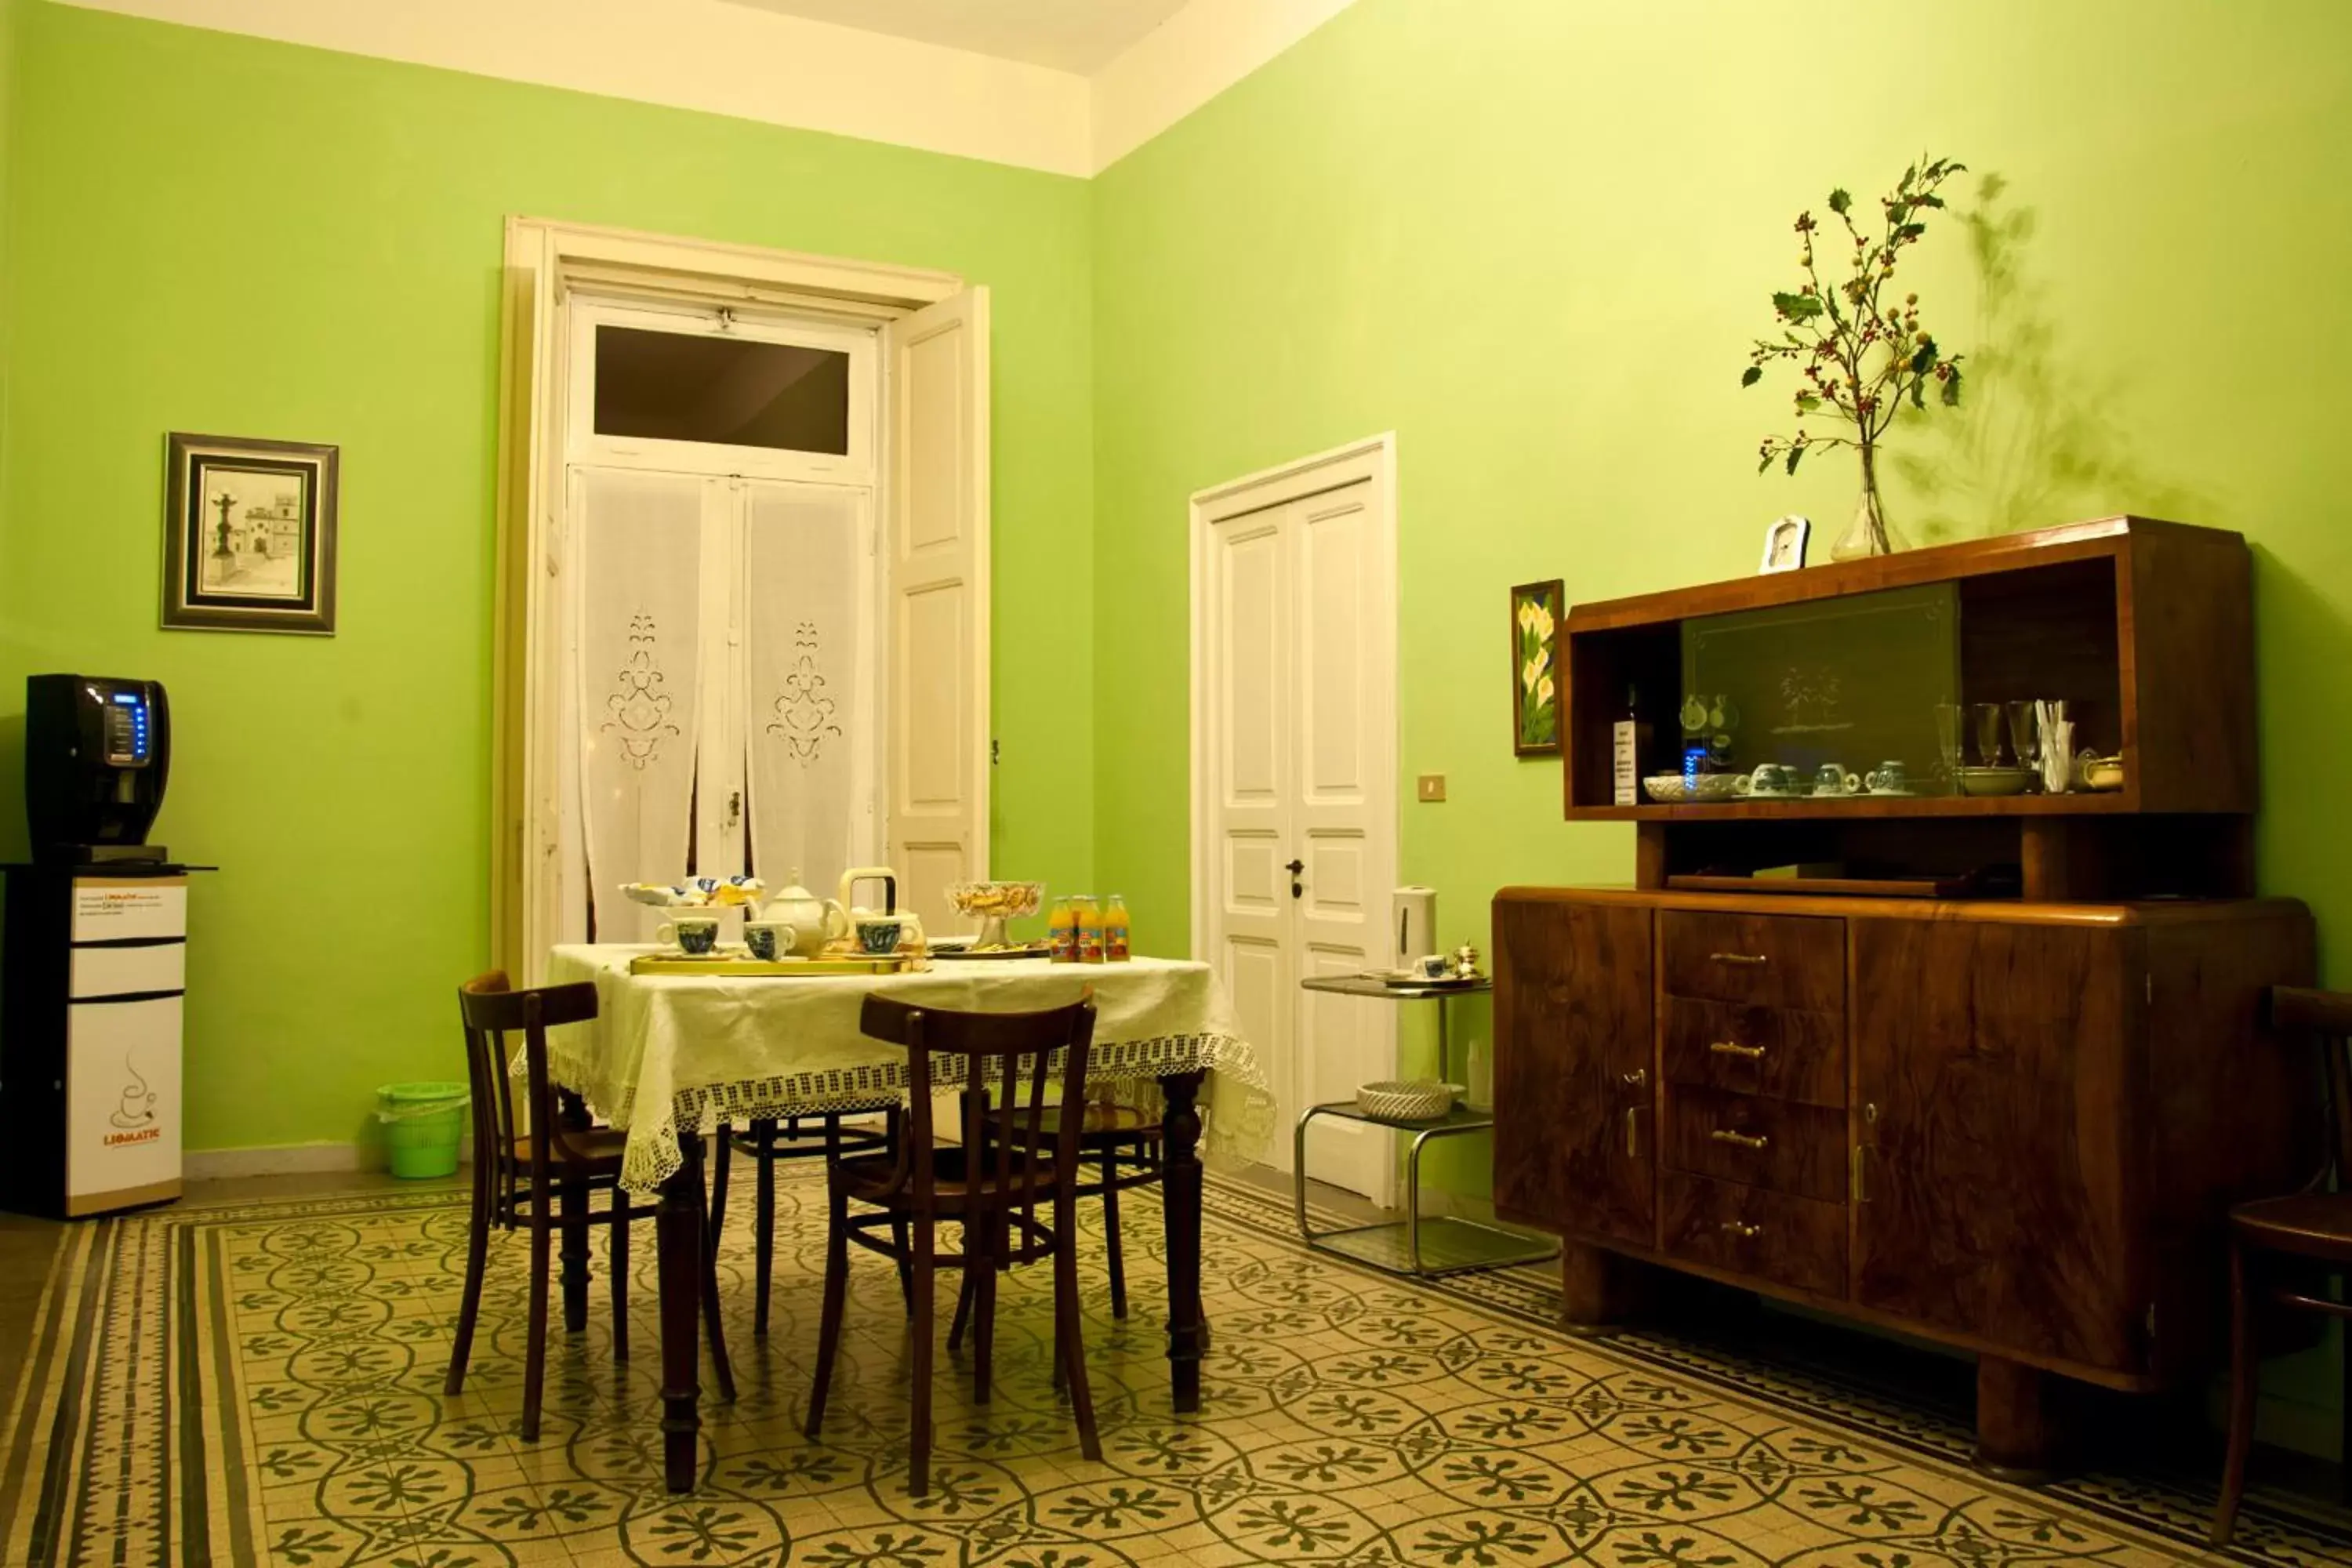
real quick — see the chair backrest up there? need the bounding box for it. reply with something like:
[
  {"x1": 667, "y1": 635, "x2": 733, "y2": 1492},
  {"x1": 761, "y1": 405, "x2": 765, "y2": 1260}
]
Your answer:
[
  {"x1": 2273, "y1": 985, "x2": 2352, "y2": 1188},
  {"x1": 457, "y1": 972, "x2": 601, "y2": 1211},
  {"x1": 858, "y1": 991, "x2": 1096, "y2": 1239}
]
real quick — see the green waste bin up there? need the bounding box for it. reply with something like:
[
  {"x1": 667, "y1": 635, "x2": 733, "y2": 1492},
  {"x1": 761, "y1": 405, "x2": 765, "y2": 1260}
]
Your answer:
[{"x1": 377, "y1": 1082, "x2": 470, "y2": 1178}]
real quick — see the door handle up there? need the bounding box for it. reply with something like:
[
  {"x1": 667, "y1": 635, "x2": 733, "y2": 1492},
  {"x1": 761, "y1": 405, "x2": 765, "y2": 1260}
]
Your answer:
[
  {"x1": 1710, "y1": 1128, "x2": 1769, "y2": 1151},
  {"x1": 1718, "y1": 1220, "x2": 1764, "y2": 1240},
  {"x1": 1286, "y1": 858, "x2": 1305, "y2": 898},
  {"x1": 1708, "y1": 952, "x2": 1769, "y2": 967},
  {"x1": 1708, "y1": 1040, "x2": 1766, "y2": 1060}
]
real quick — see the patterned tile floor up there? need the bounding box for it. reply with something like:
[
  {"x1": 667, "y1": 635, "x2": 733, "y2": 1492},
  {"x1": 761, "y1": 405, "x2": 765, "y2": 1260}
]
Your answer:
[{"x1": 2, "y1": 1165, "x2": 2348, "y2": 1566}]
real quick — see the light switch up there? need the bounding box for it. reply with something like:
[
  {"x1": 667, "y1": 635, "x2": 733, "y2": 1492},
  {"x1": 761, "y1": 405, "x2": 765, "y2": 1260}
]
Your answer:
[{"x1": 1417, "y1": 774, "x2": 1447, "y2": 803}]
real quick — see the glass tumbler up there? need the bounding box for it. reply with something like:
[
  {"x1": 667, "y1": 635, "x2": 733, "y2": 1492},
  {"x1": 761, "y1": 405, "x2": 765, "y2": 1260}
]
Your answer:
[
  {"x1": 2005, "y1": 701, "x2": 2042, "y2": 792},
  {"x1": 1971, "y1": 702, "x2": 2008, "y2": 768}
]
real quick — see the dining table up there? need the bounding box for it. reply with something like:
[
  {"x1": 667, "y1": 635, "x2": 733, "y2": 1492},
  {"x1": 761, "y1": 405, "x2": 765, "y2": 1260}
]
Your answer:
[{"x1": 541, "y1": 944, "x2": 1271, "y2": 1492}]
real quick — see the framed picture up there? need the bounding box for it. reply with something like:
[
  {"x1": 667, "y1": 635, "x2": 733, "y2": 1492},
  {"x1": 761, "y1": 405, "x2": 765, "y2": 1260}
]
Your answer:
[
  {"x1": 1509, "y1": 579, "x2": 1564, "y2": 757},
  {"x1": 1760, "y1": 513, "x2": 1810, "y2": 574},
  {"x1": 163, "y1": 433, "x2": 339, "y2": 634}
]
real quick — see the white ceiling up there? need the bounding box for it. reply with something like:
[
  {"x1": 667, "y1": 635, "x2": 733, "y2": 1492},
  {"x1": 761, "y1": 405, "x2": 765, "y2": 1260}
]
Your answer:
[{"x1": 716, "y1": 0, "x2": 1192, "y2": 74}]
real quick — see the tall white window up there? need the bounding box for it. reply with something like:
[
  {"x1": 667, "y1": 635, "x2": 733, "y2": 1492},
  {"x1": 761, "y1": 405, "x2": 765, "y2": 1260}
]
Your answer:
[
  {"x1": 495, "y1": 222, "x2": 993, "y2": 975},
  {"x1": 559, "y1": 301, "x2": 880, "y2": 942}
]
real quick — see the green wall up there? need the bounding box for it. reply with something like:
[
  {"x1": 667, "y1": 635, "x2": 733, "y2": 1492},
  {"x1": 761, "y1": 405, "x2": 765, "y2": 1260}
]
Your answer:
[
  {"x1": 1090, "y1": 0, "x2": 2352, "y2": 1447},
  {"x1": 0, "y1": 2, "x2": 1094, "y2": 1154}
]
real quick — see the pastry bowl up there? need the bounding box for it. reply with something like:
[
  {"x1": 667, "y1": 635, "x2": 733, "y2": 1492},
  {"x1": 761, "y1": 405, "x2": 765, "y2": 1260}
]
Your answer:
[
  {"x1": 1955, "y1": 766, "x2": 2032, "y2": 798},
  {"x1": 946, "y1": 880, "x2": 1045, "y2": 949}
]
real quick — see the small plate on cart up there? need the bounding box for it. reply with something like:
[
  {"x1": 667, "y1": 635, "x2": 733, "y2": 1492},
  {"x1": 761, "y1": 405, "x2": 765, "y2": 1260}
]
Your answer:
[{"x1": 1382, "y1": 972, "x2": 1481, "y2": 989}]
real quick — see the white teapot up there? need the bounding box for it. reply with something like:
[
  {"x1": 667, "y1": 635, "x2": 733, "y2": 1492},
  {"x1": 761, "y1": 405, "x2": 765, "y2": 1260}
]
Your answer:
[{"x1": 759, "y1": 869, "x2": 848, "y2": 957}]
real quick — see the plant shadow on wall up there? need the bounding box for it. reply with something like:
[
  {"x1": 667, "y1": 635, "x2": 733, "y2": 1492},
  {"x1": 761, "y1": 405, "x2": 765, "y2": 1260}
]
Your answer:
[{"x1": 1889, "y1": 173, "x2": 2211, "y2": 543}]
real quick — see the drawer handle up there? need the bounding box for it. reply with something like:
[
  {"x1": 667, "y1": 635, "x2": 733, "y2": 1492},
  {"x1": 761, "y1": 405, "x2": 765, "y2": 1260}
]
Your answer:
[
  {"x1": 1710, "y1": 1128, "x2": 1769, "y2": 1151},
  {"x1": 1719, "y1": 1220, "x2": 1765, "y2": 1240},
  {"x1": 1709, "y1": 952, "x2": 1769, "y2": 967},
  {"x1": 1708, "y1": 1040, "x2": 1766, "y2": 1060}
]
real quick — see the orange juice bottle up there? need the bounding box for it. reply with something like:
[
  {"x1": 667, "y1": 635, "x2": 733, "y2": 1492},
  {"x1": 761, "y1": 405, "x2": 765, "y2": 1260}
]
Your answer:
[
  {"x1": 1047, "y1": 894, "x2": 1077, "y2": 963},
  {"x1": 1104, "y1": 895, "x2": 1131, "y2": 961},
  {"x1": 1075, "y1": 895, "x2": 1105, "y2": 964}
]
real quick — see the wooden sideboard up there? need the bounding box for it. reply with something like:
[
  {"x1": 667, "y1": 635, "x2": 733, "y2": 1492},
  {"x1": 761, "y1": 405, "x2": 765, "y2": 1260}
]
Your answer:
[{"x1": 1495, "y1": 519, "x2": 2320, "y2": 1474}]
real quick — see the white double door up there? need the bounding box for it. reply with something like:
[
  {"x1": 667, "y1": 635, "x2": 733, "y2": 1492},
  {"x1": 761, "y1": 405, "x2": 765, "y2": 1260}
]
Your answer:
[
  {"x1": 568, "y1": 467, "x2": 878, "y2": 944},
  {"x1": 1199, "y1": 469, "x2": 1396, "y2": 1200}
]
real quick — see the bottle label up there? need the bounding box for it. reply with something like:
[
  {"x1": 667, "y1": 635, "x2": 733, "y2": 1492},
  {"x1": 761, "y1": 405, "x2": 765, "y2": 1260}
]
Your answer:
[
  {"x1": 1107, "y1": 929, "x2": 1131, "y2": 962},
  {"x1": 1613, "y1": 720, "x2": 1639, "y2": 805}
]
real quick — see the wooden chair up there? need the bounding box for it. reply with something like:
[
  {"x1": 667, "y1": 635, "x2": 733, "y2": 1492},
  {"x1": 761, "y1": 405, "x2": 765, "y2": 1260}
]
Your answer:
[
  {"x1": 710, "y1": 1112, "x2": 895, "y2": 1337},
  {"x1": 950, "y1": 1096, "x2": 1164, "y2": 1352},
  {"x1": 804, "y1": 992, "x2": 1102, "y2": 1496},
  {"x1": 2213, "y1": 985, "x2": 2352, "y2": 1546},
  {"x1": 446, "y1": 972, "x2": 735, "y2": 1441}
]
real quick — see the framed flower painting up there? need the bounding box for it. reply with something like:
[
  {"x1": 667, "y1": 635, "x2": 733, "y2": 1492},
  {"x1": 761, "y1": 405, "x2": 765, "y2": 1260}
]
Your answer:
[{"x1": 1509, "y1": 579, "x2": 1563, "y2": 757}]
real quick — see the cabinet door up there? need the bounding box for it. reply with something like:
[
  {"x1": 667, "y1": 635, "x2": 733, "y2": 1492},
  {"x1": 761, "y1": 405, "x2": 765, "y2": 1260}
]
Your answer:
[
  {"x1": 1852, "y1": 919, "x2": 2144, "y2": 1372},
  {"x1": 1493, "y1": 898, "x2": 1653, "y2": 1245}
]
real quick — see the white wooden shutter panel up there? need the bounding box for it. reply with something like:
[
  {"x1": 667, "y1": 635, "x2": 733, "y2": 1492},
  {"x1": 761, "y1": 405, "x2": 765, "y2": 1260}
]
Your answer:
[{"x1": 884, "y1": 286, "x2": 989, "y2": 932}]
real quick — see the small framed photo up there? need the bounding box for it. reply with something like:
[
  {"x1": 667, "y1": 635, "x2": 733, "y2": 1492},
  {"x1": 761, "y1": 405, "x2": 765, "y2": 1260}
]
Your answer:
[
  {"x1": 163, "y1": 433, "x2": 339, "y2": 634},
  {"x1": 1509, "y1": 579, "x2": 1564, "y2": 757},
  {"x1": 1760, "y1": 514, "x2": 1810, "y2": 574}
]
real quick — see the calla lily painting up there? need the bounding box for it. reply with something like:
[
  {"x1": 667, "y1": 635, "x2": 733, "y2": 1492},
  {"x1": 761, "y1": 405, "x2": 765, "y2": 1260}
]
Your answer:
[{"x1": 1510, "y1": 579, "x2": 1563, "y2": 756}]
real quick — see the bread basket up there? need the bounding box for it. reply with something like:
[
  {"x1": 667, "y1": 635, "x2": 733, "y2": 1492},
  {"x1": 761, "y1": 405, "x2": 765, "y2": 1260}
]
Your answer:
[{"x1": 1355, "y1": 1080, "x2": 1463, "y2": 1121}]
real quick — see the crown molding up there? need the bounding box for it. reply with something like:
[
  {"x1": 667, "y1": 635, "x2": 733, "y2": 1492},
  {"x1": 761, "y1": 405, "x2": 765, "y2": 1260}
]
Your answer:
[
  {"x1": 50, "y1": 0, "x2": 1362, "y2": 178},
  {"x1": 1089, "y1": 0, "x2": 1357, "y2": 173},
  {"x1": 53, "y1": 0, "x2": 1094, "y2": 176}
]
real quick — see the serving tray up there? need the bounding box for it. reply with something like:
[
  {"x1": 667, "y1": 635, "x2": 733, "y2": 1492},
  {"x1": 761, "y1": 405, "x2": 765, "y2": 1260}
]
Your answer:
[
  {"x1": 931, "y1": 943, "x2": 1054, "y2": 961},
  {"x1": 628, "y1": 952, "x2": 914, "y2": 978}
]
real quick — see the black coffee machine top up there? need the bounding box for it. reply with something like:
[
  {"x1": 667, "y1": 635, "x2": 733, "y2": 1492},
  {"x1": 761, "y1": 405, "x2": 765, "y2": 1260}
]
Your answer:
[{"x1": 26, "y1": 675, "x2": 172, "y2": 863}]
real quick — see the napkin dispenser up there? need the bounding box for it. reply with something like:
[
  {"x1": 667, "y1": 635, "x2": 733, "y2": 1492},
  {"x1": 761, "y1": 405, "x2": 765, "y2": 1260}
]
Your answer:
[{"x1": 1392, "y1": 886, "x2": 1436, "y2": 967}]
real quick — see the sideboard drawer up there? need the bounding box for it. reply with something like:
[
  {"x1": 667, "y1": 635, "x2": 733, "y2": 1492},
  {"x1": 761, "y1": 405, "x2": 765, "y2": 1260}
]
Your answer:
[
  {"x1": 1661, "y1": 912, "x2": 1844, "y2": 1011},
  {"x1": 1663, "y1": 1083, "x2": 1848, "y2": 1203},
  {"x1": 1662, "y1": 998, "x2": 1846, "y2": 1106},
  {"x1": 1661, "y1": 1171, "x2": 1846, "y2": 1298}
]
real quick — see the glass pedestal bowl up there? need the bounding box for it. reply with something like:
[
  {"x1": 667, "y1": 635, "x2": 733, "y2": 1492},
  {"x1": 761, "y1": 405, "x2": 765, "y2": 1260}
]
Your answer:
[{"x1": 946, "y1": 881, "x2": 1045, "y2": 950}]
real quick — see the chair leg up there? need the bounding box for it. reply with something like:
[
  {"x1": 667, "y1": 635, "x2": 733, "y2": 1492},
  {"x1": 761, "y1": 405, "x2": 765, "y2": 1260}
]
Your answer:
[
  {"x1": 753, "y1": 1120, "x2": 776, "y2": 1338},
  {"x1": 709, "y1": 1123, "x2": 733, "y2": 1237},
  {"x1": 1054, "y1": 1195, "x2": 1102, "y2": 1462},
  {"x1": 2212, "y1": 1238, "x2": 2260, "y2": 1547},
  {"x1": 894, "y1": 1216, "x2": 915, "y2": 1312},
  {"x1": 559, "y1": 1172, "x2": 590, "y2": 1334},
  {"x1": 948, "y1": 1265, "x2": 976, "y2": 1352},
  {"x1": 909, "y1": 1213, "x2": 936, "y2": 1497},
  {"x1": 973, "y1": 1232, "x2": 999, "y2": 1405},
  {"x1": 443, "y1": 1161, "x2": 492, "y2": 1396},
  {"x1": 609, "y1": 1190, "x2": 630, "y2": 1362},
  {"x1": 522, "y1": 1214, "x2": 552, "y2": 1442},
  {"x1": 699, "y1": 1167, "x2": 736, "y2": 1403},
  {"x1": 1102, "y1": 1149, "x2": 1128, "y2": 1321},
  {"x1": 804, "y1": 1182, "x2": 850, "y2": 1439}
]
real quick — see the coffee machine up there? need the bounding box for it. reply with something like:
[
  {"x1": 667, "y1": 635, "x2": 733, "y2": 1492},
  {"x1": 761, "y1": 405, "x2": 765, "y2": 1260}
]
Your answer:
[
  {"x1": 26, "y1": 674, "x2": 171, "y2": 862},
  {"x1": 3, "y1": 675, "x2": 192, "y2": 1218}
]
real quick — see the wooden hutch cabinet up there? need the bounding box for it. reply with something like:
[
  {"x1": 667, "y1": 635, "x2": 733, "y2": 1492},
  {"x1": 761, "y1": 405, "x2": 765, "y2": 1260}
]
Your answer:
[{"x1": 1493, "y1": 518, "x2": 2317, "y2": 1475}]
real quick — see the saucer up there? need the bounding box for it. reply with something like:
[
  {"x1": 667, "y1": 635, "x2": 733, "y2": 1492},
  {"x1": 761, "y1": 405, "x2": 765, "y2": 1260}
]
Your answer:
[{"x1": 1864, "y1": 787, "x2": 1917, "y2": 797}]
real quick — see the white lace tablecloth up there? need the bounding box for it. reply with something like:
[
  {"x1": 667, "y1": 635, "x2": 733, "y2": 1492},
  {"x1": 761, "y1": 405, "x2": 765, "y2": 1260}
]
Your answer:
[{"x1": 543, "y1": 946, "x2": 1274, "y2": 1194}]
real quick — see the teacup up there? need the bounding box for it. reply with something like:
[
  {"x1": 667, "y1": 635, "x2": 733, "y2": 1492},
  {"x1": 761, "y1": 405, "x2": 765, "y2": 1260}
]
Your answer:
[
  {"x1": 1736, "y1": 764, "x2": 1795, "y2": 796},
  {"x1": 1813, "y1": 763, "x2": 1860, "y2": 796},
  {"x1": 656, "y1": 915, "x2": 721, "y2": 956},
  {"x1": 743, "y1": 920, "x2": 797, "y2": 962},
  {"x1": 855, "y1": 918, "x2": 905, "y2": 956},
  {"x1": 1415, "y1": 953, "x2": 1452, "y2": 981},
  {"x1": 1864, "y1": 760, "x2": 1909, "y2": 794}
]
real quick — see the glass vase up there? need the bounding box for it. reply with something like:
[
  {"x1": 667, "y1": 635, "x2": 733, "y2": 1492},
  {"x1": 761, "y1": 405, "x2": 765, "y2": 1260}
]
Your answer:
[{"x1": 1829, "y1": 444, "x2": 1906, "y2": 560}]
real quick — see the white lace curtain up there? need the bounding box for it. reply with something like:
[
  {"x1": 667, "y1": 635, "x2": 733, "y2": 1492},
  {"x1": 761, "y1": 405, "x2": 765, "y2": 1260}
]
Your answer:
[
  {"x1": 744, "y1": 485, "x2": 863, "y2": 901},
  {"x1": 575, "y1": 470, "x2": 866, "y2": 942}
]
